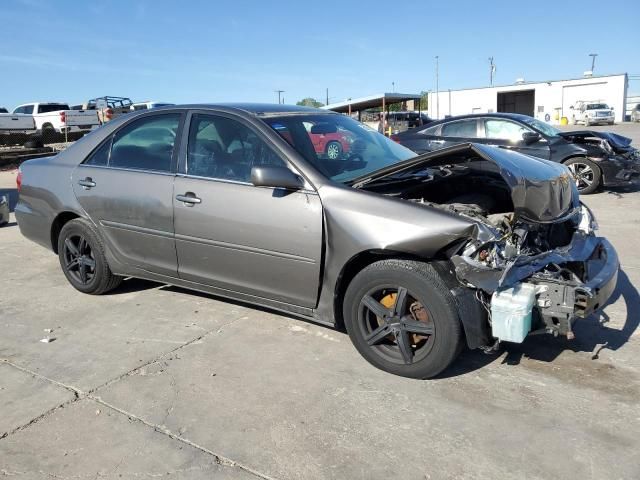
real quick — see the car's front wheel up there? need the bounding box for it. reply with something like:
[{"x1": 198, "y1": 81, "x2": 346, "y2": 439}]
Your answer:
[
  {"x1": 565, "y1": 157, "x2": 601, "y2": 194},
  {"x1": 57, "y1": 218, "x2": 122, "y2": 294},
  {"x1": 343, "y1": 259, "x2": 463, "y2": 379},
  {"x1": 325, "y1": 141, "x2": 342, "y2": 160}
]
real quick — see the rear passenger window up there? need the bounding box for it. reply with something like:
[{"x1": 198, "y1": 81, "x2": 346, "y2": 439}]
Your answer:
[
  {"x1": 187, "y1": 114, "x2": 285, "y2": 182},
  {"x1": 109, "y1": 114, "x2": 180, "y2": 172},
  {"x1": 85, "y1": 140, "x2": 111, "y2": 166},
  {"x1": 441, "y1": 120, "x2": 478, "y2": 138}
]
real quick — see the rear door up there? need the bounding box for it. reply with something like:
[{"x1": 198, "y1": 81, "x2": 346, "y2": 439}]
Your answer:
[
  {"x1": 173, "y1": 111, "x2": 323, "y2": 307},
  {"x1": 72, "y1": 112, "x2": 183, "y2": 277},
  {"x1": 479, "y1": 118, "x2": 551, "y2": 159}
]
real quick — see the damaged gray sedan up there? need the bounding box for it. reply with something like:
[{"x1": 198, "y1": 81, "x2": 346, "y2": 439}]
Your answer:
[{"x1": 15, "y1": 104, "x2": 619, "y2": 378}]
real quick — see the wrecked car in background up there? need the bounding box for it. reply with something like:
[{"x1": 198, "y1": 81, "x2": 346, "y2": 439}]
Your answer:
[
  {"x1": 394, "y1": 113, "x2": 640, "y2": 194},
  {"x1": 15, "y1": 104, "x2": 619, "y2": 379}
]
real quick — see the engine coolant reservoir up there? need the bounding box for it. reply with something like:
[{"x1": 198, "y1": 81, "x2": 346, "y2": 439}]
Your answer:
[{"x1": 490, "y1": 283, "x2": 537, "y2": 343}]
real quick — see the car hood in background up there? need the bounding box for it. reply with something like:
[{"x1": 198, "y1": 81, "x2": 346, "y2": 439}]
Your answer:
[
  {"x1": 354, "y1": 143, "x2": 579, "y2": 223},
  {"x1": 557, "y1": 130, "x2": 634, "y2": 151}
]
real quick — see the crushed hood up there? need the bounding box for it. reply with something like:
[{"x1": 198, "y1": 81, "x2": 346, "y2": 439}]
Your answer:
[
  {"x1": 557, "y1": 130, "x2": 634, "y2": 151},
  {"x1": 353, "y1": 143, "x2": 579, "y2": 223}
]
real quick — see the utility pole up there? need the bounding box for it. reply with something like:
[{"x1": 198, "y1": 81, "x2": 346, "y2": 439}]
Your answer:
[
  {"x1": 392, "y1": 81, "x2": 395, "y2": 93},
  {"x1": 275, "y1": 90, "x2": 285, "y2": 104},
  {"x1": 589, "y1": 53, "x2": 598, "y2": 73},
  {"x1": 435, "y1": 56, "x2": 439, "y2": 119},
  {"x1": 326, "y1": 88, "x2": 329, "y2": 106},
  {"x1": 489, "y1": 57, "x2": 496, "y2": 86}
]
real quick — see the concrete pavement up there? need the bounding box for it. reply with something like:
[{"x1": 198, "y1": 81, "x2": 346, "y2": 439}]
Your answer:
[{"x1": 1, "y1": 128, "x2": 639, "y2": 478}]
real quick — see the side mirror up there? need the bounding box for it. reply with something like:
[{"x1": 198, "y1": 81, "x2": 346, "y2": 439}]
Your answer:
[
  {"x1": 522, "y1": 132, "x2": 542, "y2": 145},
  {"x1": 251, "y1": 166, "x2": 305, "y2": 190}
]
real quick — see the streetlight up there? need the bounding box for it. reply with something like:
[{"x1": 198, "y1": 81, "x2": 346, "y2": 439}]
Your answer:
[
  {"x1": 435, "y1": 56, "x2": 439, "y2": 119},
  {"x1": 589, "y1": 53, "x2": 598, "y2": 73},
  {"x1": 275, "y1": 90, "x2": 285, "y2": 104}
]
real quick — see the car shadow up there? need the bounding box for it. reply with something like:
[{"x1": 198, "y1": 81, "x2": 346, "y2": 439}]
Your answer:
[
  {"x1": 437, "y1": 268, "x2": 639, "y2": 379},
  {"x1": 105, "y1": 269, "x2": 638, "y2": 381},
  {"x1": 0, "y1": 188, "x2": 18, "y2": 213},
  {"x1": 603, "y1": 181, "x2": 640, "y2": 198}
]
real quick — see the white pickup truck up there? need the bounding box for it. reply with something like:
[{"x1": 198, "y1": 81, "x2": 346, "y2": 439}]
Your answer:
[
  {"x1": 0, "y1": 106, "x2": 36, "y2": 144},
  {"x1": 570, "y1": 101, "x2": 615, "y2": 126},
  {"x1": 12, "y1": 102, "x2": 100, "y2": 134}
]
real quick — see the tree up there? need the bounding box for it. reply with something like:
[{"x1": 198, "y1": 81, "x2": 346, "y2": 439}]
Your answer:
[
  {"x1": 296, "y1": 97, "x2": 324, "y2": 108},
  {"x1": 419, "y1": 91, "x2": 428, "y2": 111}
]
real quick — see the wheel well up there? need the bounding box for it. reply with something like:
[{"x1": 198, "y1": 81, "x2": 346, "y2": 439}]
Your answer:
[
  {"x1": 561, "y1": 155, "x2": 599, "y2": 168},
  {"x1": 332, "y1": 249, "x2": 419, "y2": 330},
  {"x1": 51, "y1": 211, "x2": 80, "y2": 253}
]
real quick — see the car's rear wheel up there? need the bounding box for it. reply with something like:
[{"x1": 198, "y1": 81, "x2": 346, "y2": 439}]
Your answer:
[
  {"x1": 57, "y1": 218, "x2": 122, "y2": 294},
  {"x1": 565, "y1": 157, "x2": 601, "y2": 194},
  {"x1": 343, "y1": 259, "x2": 463, "y2": 379},
  {"x1": 325, "y1": 141, "x2": 342, "y2": 160}
]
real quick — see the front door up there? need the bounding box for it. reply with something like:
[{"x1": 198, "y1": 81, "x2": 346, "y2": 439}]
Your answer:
[
  {"x1": 72, "y1": 113, "x2": 182, "y2": 277},
  {"x1": 479, "y1": 118, "x2": 551, "y2": 159},
  {"x1": 173, "y1": 112, "x2": 323, "y2": 307}
]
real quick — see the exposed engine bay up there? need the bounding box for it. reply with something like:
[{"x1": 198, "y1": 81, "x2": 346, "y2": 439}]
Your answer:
[{"x1": 360, "y1": 145, "x2": 619, "y2": 345}]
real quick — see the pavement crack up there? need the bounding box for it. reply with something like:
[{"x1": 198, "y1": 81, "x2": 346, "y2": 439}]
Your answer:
[
  {"x1": 0, "y1": 359, "x2": 83, "y2": 440},
  {"x1": 88, "y1": 315, "x2": 246, "y2": 395},
  {"x1": 86, "y1": 395, "x2": 279, "y2": 480}
]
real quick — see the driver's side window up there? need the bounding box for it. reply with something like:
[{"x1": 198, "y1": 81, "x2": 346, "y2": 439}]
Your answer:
[
  {"x1": 187, "y1": 114, "x2": 286, "y2": 182},
  {"x1": 484, "y1": 120, "x2": 531, "y2": 142}
]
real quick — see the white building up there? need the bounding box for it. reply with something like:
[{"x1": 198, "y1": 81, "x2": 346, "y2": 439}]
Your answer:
[{"x1": 428, "y1": 73, "x2": 628, "y2": 124}]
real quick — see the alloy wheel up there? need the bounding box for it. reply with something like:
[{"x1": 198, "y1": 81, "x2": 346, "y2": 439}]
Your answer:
[
  {"x1": 567, "y1": 162, "x2": 594, "y2": 191},
  {"x1": 62, "y1": 234, "x2": 96, "y2": 285},
  {"x1": 326, "y1": 142, "x2": 341, "y2": 160},
  {"x1": 358, "y1": 286, "x2": 435, "y2": 365}
]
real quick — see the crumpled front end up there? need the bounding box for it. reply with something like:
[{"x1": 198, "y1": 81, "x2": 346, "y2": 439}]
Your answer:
[
  {"x1": 356, "y1": 143, "x2": 620, "y2": 346},
  {"x1": 452, "y1": 204, "x2": 619, "y2": 342}
]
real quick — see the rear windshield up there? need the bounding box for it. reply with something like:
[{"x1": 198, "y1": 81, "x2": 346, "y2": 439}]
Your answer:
[{"x1": 38, "y1": 104, "x2": 70, "y2": 113}]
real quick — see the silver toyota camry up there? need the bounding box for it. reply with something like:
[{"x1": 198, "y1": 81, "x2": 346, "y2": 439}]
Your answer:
[{"x1": 15, "y1": 104, "x2": 619, "y2": 378}]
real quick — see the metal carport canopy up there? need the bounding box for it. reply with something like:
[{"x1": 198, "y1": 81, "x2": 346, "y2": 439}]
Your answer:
[{"x1": 321, "y1": 93, "x2": 423, "y2": 113}]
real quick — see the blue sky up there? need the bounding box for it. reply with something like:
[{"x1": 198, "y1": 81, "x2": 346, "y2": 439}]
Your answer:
[{"x1": 1, "y1": 0, "x2": 638, "y2": 108}]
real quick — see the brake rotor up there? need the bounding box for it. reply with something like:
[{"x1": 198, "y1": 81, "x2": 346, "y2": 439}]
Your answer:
[{"x1": 377, "y1": 292, "x2": 431, "y2": 346}]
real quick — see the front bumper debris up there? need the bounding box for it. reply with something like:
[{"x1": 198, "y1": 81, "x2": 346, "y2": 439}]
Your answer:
[{"x1": 452, "y1": 232, "x2": 619, "y2": 339}]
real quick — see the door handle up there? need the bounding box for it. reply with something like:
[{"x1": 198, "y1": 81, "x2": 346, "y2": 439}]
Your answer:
[
  {"x1": 78, "y1": 177, "x2": 96, "y2": 189},
  {"x1": 176, "y1": 192, "x2": 201, "y2": 206},
  {"x1": 430, "y1": 139, "x2": 446, "y2": 144}
]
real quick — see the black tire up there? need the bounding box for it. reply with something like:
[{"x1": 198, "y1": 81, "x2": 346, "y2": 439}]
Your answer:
[
  {"x1": 24, "y1": 136, "x2": 44, "y2": 149},
  {"x1": 343, "y1": 259, "x2": 463, "y2": 379},
  {"x1": 564, "y1": 157, "x2": 601, "y2": 195},
  {"x1": 325, "y1": 141, "x2": 342, "y2": 160},
  {"x1": 57, "y1": 218, "x2": 122, "y2": 294}
]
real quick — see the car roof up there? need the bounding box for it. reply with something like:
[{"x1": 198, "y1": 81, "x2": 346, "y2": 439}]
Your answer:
[
  {"x1": 419, "y1": 112, "x2": 535, "y2": 128},
  {"x1": 165, "y1": 103, "x2": 332, "y2": 116}
]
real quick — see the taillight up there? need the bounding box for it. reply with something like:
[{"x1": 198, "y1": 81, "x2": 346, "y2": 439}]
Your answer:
[
  {"x1": 105, "y1": 108, "x2": 113, "y2": 120},
  {"x1": 390, "y1": 134, "x2": 400, "y2": 143},
  {"x1": 60, "y1": 111, "x2": 66, "y2": 124},
  {"x1": 16, "y1": 169, "x2": 23, "y2": 192}
]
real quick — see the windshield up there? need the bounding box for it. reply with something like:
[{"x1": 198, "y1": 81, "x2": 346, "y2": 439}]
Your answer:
[
  {"x1": 586, "y1": 103, "x2": 609, "y2": 110},
  {"x1": 519, "y1": 116, "x2": 561, "y2": 137},
  {"x1": 263, "y1": 114, "x2": 416, "y2": 183}
]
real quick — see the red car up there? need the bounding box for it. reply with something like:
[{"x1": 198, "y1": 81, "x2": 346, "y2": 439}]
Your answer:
[{"x1": 304, "y1": 122, "x2": 354, "y2": 159}]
